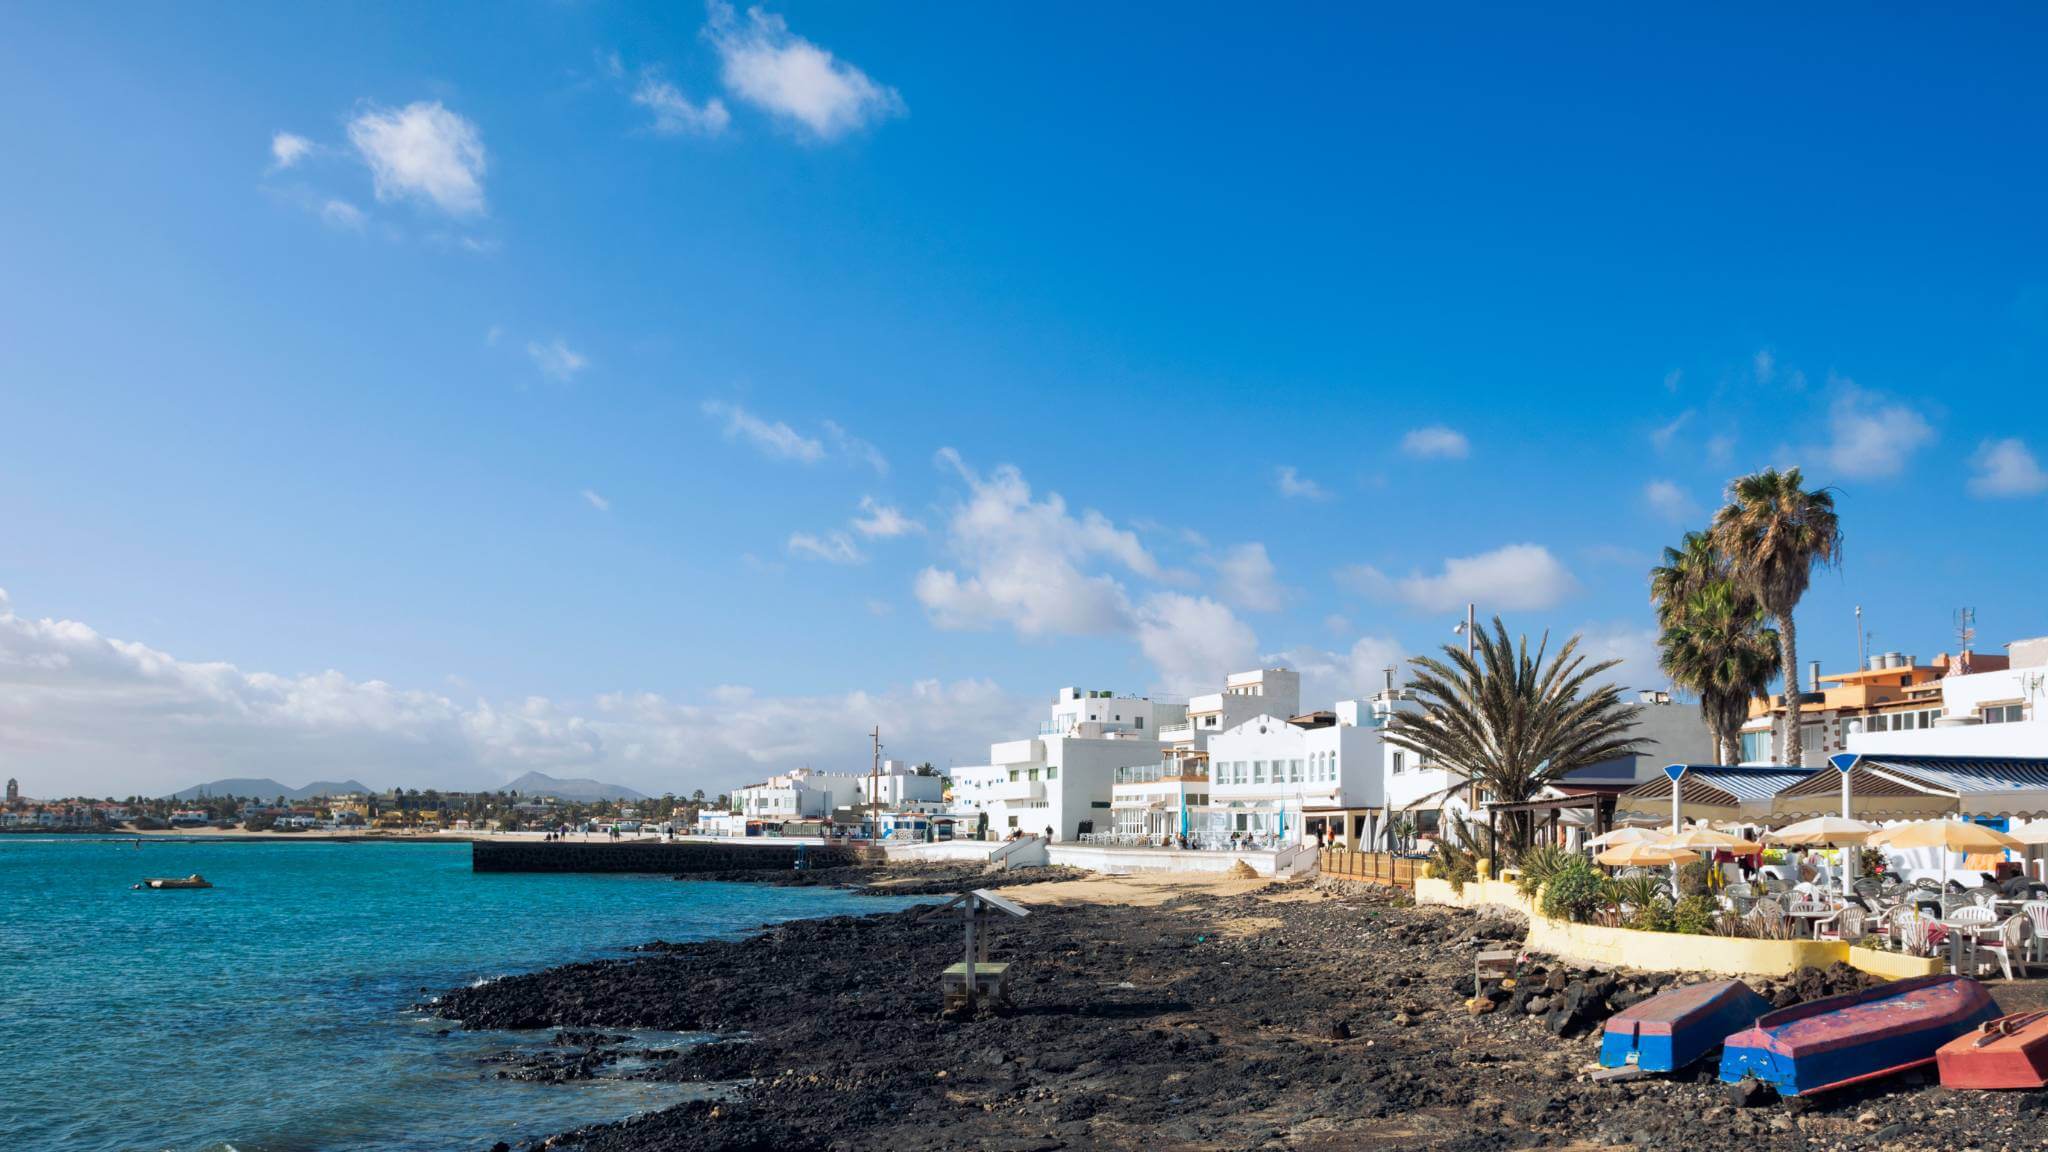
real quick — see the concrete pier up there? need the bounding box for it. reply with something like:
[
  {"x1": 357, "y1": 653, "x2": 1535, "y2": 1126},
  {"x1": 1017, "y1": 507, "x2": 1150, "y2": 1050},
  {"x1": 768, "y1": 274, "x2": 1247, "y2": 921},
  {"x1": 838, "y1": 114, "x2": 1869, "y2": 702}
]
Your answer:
[{"x1": 471, "y1": 839, "x2": 857, "y2": 873}]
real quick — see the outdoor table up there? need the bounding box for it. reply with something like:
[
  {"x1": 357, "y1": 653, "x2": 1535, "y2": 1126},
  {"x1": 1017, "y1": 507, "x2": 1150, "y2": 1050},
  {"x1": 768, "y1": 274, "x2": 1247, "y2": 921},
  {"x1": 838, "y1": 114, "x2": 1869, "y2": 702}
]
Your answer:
[
  {"x1": 1941, "y1": 918, "x2": 1991, "y2": 975},
  {"x1": 1787, "y1": 908, "x2": 1834, "y2": 939}
]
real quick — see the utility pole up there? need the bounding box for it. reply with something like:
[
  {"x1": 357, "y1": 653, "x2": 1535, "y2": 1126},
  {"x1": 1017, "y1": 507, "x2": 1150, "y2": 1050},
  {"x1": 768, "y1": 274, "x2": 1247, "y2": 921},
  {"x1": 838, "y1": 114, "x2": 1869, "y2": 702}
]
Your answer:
[{"x1": 870, "y1": 726, "x2": 882, "y2": 843}]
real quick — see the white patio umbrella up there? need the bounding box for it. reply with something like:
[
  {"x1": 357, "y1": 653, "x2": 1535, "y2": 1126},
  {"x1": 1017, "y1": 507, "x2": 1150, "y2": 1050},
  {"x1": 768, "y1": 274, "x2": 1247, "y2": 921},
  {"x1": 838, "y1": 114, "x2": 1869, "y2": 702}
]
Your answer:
[
  {"x1": 1585, "y1": 826, "x2": 1668, "y2": 849},
  {"x1": 1768, "y1": 815, "x2": 1878, "y2": 898},
  {"x1": 1867, "y1": 819, "x2": 2024, "y2": 889}
]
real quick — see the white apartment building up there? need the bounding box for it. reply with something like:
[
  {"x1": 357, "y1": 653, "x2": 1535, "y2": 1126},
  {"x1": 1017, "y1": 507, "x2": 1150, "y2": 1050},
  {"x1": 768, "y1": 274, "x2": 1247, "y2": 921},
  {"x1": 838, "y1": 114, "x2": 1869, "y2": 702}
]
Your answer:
[
  {"x1": 1845, "y1": 637, "x2": 2048, "y2": 758},
  {"x1": 858, "y1": 760, "x2": 949, "y2": 809},
  {"x1": 730, "y1": 767, "x2": 868, "y2": 823},
  {"x1": 1737, "y1": 638, "x2": 2048, "y2": 766},
  {"x1": 1203, "y1": 699, "x2": 1386, "y2": 848},
  {"x1": 950, "y1": 686, "x2": 1170, "y2": 841}
]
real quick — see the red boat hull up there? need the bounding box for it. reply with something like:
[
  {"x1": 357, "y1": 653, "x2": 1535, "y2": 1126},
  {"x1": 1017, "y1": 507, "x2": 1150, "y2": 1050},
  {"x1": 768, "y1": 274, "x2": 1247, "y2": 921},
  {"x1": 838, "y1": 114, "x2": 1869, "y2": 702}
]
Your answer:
[{"x1": 1937, "y1": 1012, "x2": 2048, "y2": 1089}]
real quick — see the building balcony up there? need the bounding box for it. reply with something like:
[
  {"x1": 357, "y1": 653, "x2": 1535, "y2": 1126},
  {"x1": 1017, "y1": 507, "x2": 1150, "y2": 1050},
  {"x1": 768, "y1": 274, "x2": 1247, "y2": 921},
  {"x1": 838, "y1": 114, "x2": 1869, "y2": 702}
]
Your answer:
[
  {"x1": 984, "y1": 780, "x2": 1047, "y2": 803},
  {"x1": 1114, "y1": 762, "x2": 1209, "y2": 786}
]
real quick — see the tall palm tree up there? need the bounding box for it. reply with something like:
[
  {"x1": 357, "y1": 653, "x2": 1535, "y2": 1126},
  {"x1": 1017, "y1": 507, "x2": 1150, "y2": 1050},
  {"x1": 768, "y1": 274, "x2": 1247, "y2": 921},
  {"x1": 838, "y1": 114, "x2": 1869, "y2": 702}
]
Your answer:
[
  {"x1": 1650, "y1": 530, "x2": 1780, "y2": 764},
  {"x1": 1384, "y1": 617, "x2": 1647, "y2": 856},
  {"x1": 1711, "y1": 467, "x2": 1843, "y2": 767},
  {"x1": 1657, "y1": 580, "x2": 1780, "y2": 763}
]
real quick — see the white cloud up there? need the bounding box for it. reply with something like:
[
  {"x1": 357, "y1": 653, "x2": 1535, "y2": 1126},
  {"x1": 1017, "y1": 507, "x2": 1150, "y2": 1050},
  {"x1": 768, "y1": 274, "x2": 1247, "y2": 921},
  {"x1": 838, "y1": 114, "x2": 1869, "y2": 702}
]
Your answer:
[
  {"x1": 1969, "y1": 438, "x2": 2048, "y2": 498},
  {"x1": 1210, "y1": 542, "x2": 1284, "y2": 612},
  {"x1": 270, "y1": 131, "x2": 314, "y2": 170},
  {"x1": 1575, "y1": 621, "x2": 1665, "y2": 693},
  {"x1": 1706, "y1": 432, "x2": 1736, "y2": 465},
  {"x1": 1663, "y1": 369, "x2": 1683, "y2": 394},
  {"x1": 1323, "y1": 614, "x2": 1351, "y2": 636},
  {"x1": 1268, "y1": 634, "x2": 1407, "y2": 709},
  {"x1": 633, "y1": 76, "x2": 732, "y2": 136},
  {"x1": 851, "y1": 496, "x2": 922, "y2": 538},
  {"x1": 1337, "y1": 544, "x2": 1579, "y2": 613},
  {"x1": 318, "y1": 199, "x2": 366, "y2": 231},
  {"x1": 1135, "y1": 594, "x2": 1259, "y2": 696},
  {"x1": 347, "y1": 101, "x2": 488, "y2": 216},
  {"x1": 1649, "y1": 410, "x2": 1693, "y2": 452},
  {"x1": 581, "y1": 489, "x2": 611, "y2": 512},
  {"x1": 915, "y1": 451, "x2": 1160, "y2": 636},
  {"x1": 825, "y1": 420, "x2": 888, "y2": 474},
  {"x1": 1400, "y1": 425, "x2": 1470, "y2": 460},
  {"x1": 701, "y1": 401, "x2": 826, "y2": 463},
  {"x1": 527, "y1": 338, "x2": 589, "y2": 382},
  {"x1": 706, "y1": 1, "x2": 905, "y2": 140},
  {"x1": 1643, "y1": 480, "x2": 1699, "y2": 522},
  {"x1": 0, "y1": 589, "x2": 1027, "y2": 796},
  {"x1": 787, "y1": 530, "x2": 864, "y2": 565},
  {"x1": 1754, "y1": 349, "x2": 1776, "y2": 386},
  {"x1": 1274, "y1": 465, "x2": 1329, "y2": 501},
  {"x1": 1817, "y1": 384, "x2": 1934, "y2": 479}
]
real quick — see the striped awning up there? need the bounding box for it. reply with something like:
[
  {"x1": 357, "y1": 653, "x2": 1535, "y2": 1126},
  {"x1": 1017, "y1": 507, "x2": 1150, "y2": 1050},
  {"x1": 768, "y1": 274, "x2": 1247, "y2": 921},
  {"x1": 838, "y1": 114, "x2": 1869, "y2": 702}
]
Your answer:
[
  {"x1": 1616, "y1": 765, "x2": 1816, "y2": 822},
  {"x1": 1772, "y1": 754, "x2": 2048, "y2": 820}
]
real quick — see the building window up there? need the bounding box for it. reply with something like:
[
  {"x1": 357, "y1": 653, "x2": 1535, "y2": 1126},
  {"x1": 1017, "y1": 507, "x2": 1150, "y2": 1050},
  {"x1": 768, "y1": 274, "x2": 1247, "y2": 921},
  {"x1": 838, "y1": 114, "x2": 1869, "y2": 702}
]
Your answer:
[
  {"x1": 1135, "y1": 716, "x2": 1143, "y2": 729},
  {"x1": 1289, "y1": 759, "x2": 1302, "y2": 783},
  {"x1": 1392, "y1": 751, "x2": 1405, "y2": 775},
  {"x1": 1253, "y1": 760, "x2": 1267, "y2": 784},
  {"x1": 1739, "y1": 731, "x2": 1769, "y2": 762},
  {"x1": 1983, "y1": 704, "x2": 2025, "y2": 724},
  {"x1": 1045, "y1": 766, "x2": 1058, "y2": 780}
]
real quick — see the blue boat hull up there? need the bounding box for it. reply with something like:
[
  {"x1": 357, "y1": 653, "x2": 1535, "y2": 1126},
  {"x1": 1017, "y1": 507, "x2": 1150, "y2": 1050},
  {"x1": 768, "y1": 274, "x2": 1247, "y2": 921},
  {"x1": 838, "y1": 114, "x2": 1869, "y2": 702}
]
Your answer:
[
  {"x1": 1600, "y1": 979, "x2": 1771, "y2": 1073},
  {"x1": 1718, "y1": 976, "x2": 1999, "y2": 1096}
]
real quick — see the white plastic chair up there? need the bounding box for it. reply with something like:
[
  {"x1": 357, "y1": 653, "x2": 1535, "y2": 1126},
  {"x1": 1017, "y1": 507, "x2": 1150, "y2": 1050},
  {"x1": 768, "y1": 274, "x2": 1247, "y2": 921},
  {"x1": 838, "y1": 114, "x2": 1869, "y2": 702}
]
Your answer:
[
  {"x1": 2021, "y1": 900, "x2": 2048, "y2": 965},
  {"x1": 1816, "y1": 904, "x2": 1866, "y2": 944},
  {"x1": 1976, "y1": 915, "x2": 2034, "y2": 981},
  {"x1": 1950, "y1": 905, "x2": 1996, "y2": 928}
]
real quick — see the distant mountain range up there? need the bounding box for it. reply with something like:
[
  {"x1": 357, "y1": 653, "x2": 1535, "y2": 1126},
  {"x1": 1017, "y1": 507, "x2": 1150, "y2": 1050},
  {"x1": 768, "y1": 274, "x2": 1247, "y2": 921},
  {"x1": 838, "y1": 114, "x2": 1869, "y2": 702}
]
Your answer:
[
  {"x1": 499, "y1": 771, "x2": 647, "y2": 802},
  {"x1": 168, "y1": 777, "x2": 373, "y2": 801},
  {"x1": 166, "y1": 770, "x2": 646, "y2": 803}
]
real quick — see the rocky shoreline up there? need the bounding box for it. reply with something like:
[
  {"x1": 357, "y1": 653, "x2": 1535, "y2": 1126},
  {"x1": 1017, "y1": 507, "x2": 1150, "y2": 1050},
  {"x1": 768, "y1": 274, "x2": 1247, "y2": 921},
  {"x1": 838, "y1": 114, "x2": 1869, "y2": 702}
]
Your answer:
[{"x1": 438, "y1": 876, "x2": 2048, "y2": 1151}]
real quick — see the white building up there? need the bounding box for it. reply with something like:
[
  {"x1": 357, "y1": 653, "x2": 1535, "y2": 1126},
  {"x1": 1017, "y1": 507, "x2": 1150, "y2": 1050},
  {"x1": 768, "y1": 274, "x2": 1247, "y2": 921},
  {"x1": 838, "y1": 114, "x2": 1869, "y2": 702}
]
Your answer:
[
  {"x1": 1203, "y1": 699, "x2": 1386, "y2": 848},
  {"x1": 950, "y1": 686, "x2": 1169, "y2": 841},
  {"x1": 730, "y1": 768, "x2": 868, "y2": 824},
  {"x1": 1846, "y1": 638, "x2": 2048, "y2": 758},
  {"x1": 857, "y1": 760, "x2": 949, "y2": 809}
]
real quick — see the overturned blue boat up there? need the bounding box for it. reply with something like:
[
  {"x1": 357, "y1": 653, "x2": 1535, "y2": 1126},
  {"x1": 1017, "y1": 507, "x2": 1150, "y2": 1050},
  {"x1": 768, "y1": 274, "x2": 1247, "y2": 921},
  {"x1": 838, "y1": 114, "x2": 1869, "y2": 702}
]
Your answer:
[
  {"x1": 1717, "y1": 975, "x2": 1999, "y2": 1097},
  {"x1": 1600, "y1": 979, "x2": 1772, "y2": 1073}
]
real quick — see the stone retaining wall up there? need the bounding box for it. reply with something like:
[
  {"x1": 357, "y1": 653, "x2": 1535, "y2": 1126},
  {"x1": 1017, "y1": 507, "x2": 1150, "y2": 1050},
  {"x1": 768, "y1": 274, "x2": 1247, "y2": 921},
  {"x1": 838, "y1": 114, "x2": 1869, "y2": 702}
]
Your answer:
[{"x1": 472, "y1": 839, "x2": 857, "y2": 873}]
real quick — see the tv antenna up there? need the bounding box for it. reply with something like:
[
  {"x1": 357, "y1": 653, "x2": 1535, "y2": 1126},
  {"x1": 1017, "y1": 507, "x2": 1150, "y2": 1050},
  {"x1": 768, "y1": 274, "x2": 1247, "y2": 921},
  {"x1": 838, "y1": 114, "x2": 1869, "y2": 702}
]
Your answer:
[{"x1": 1954, "y1": 608, "x2": 1977, "y2": 654}]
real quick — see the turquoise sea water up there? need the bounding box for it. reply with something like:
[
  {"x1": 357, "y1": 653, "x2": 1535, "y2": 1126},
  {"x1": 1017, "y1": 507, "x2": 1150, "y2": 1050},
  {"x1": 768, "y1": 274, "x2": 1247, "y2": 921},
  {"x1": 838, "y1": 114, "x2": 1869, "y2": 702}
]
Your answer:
[{"x1": 0, "y1": 837, "x2": 921, "y2": 1151}]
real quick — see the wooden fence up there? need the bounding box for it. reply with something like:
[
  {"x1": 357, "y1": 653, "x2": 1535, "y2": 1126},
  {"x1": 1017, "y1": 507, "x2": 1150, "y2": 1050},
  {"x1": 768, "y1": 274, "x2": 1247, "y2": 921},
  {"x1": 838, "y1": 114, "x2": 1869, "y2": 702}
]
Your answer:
[{"x1": 1317, "y1": 849, "x2": 1422, "y2": 888}]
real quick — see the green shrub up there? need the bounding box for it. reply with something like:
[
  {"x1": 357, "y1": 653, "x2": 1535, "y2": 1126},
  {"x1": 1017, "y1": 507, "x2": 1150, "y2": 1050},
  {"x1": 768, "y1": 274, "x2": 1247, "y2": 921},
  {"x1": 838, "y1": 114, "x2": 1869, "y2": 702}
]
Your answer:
[
  {"x1": 1515, "y1": 844, "x2": 1572, "y2": 898},
  {"x1": 1540, "y1": 856, "x2": 1604, "y2": 923},
  {"x1": 1601, "y1": 873, "x2": 1663, "y2": 914},
  {"x1": 1631, "y1": 898, "x2": 1676, "y2": 933},
  {"x1": 1430, "y1": 838, "x2": 1478, "y2": 894},
  {"x1": 1673, "y1": 894, "x2": 1718, "y2": 935},
  {"x1": 1677, "y1": 860, "x2": 1714, "y2": 897}
]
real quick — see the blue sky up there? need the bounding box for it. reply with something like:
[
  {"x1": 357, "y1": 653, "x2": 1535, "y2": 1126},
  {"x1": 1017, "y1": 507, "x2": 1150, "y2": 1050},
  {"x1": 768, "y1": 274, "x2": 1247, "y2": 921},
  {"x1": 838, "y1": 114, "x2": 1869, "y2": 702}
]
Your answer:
[{"x1": 5, "y1": 4, "x2": 2048, "y2": 797}]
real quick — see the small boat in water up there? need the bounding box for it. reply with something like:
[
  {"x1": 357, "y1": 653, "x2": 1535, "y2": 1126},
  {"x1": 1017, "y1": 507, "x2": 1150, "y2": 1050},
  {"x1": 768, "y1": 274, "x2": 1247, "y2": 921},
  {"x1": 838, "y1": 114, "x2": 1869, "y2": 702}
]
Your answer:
[
  {"x1": 133, "y1": 874, "x2": 213, "y2": 890},
  {"x1": 1600, "y1": 979, "x2": 1772, "y2": 1073},
  {"x1": 1718, "y1": 975, "x2": 1998, "y2": 1097},
  {"x1": 1937, "y1": 1012, "x2": 2048, "y2": 1089}
]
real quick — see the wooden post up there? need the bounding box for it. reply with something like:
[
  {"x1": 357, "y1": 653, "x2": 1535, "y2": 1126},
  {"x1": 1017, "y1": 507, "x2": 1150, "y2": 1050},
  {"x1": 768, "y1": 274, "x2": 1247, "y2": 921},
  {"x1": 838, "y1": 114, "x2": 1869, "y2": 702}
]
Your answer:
[{"x1": 962, "y1": 897, "x2": 977, "y2": 1014}]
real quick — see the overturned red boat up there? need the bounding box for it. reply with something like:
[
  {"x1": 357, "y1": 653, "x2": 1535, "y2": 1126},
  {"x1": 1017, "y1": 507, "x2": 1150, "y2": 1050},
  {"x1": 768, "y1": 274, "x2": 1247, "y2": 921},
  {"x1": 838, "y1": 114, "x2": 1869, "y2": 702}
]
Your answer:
[
  {"x1": 1937, "y1": 1012, "x2": 2048, "y2": 1089},
  {"x1": 1718, "y1": 975, "x2": 1999, "y2": 1097}
]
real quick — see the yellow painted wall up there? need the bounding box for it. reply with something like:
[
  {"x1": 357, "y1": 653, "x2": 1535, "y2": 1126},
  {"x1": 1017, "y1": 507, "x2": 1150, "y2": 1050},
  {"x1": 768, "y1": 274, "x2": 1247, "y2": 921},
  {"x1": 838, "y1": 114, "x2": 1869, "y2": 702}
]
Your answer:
[{"x1": 1414, "y1": 873, "x2": 1942, "y2": 979}]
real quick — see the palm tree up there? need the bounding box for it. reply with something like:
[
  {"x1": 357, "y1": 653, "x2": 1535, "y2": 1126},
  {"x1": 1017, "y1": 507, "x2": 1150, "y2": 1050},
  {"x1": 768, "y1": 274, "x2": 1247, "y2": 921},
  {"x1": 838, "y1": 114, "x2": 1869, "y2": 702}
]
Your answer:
[
  {"x1": 1650, "y1": 530, "x2": 1780, "y2": 764},
  {"x1": 1385, "y1": 617, "x2": 1647, "y2": 857},
  {"x1": 1658, "y1": 580, "x2": 1780, "y2": 763},
  {"x1": 1711, "y1": 468, "x2": 1843, "y2": 767}
]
